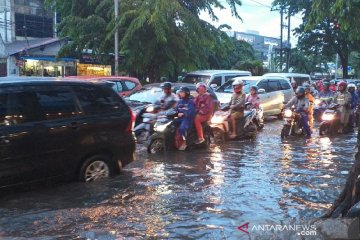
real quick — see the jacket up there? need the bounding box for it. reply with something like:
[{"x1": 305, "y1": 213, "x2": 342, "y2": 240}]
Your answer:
[
  {"x1": 194, "y1": 93, "x2": 214, "y2": 115},
  {"x1": 229, "y1": 92, "x2": 246, "y2": 113}
]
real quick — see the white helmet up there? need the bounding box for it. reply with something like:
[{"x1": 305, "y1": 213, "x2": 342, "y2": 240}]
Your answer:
[
  {"x1": 232, "y1": 79, "x2": 244, "y2": 86},
  {"x1": 196, "y1": 82, "x2": 207, "y2": 90},
  {"x1": 348, "y1": 83, "x2": 356, "y2": 88}
]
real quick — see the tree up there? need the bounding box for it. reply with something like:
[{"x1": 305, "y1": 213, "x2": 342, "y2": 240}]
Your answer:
[
  {"x1": 47, "y1": 0, "x2": 243, "y2": 82},
  {"x1": 272, "y1": 0, "x2": 360, "y2": 78}
]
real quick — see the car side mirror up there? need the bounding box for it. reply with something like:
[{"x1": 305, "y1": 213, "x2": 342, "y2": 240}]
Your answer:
[
  {"x1": 210, "y1": 84, "x2": 218, "y2": 89},
  {"x1": 258, "y1": 88, "x2": 266, "y2": 94}
]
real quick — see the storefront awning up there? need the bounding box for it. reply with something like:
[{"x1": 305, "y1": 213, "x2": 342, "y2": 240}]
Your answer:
[{"x1": 20, "y1": 56, "x2": 75, "y2": 62}]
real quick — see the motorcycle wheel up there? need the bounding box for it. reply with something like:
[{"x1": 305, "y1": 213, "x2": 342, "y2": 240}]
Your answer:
[
  {"x1": 256, "y1": 116, "x2": 265, "y2": 130},
  {"x1": 245, "y1": 123, "x2": 257, "y2": 138},
  {"x1": 212, "y1": 128, "x2": 225, "y2": 143},
  {"x1": 281, "y1": 126, "x2": 291, "y2": 139},
  {"x1": 204, "y1": 131, "x2": 212, "y2": 147},
  {"x1": 147, "y1": 138, "x2": 165, "y2": 154},
  {"x1": 319, "y1": 124, "x2": 329, "y2": 136}
]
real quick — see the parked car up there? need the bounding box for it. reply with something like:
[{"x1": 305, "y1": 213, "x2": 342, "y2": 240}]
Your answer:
[
  {"x1": 215, "y1": 76, "x2": 294, "y2": 116},
  {"x1": 182, "y1": 70, "x2": 251, "y2": 89},
  {"x1": 263, "y1": 73, "x2": 312, "y2": 87},
  {"x1": 0, "y1": 77, "x2": 136, "y2": 188},
  {"x1": 66, "y1": 76, "x2": 142, "y2": 97}
]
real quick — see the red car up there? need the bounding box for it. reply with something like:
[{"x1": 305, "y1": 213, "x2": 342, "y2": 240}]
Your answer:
[{"x1": 66, "y1": 76, "x2": 142, "y2": 97}]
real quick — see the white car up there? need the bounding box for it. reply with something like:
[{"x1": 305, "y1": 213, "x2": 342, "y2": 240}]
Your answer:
[{"x1": 215, "y1": 76, "x2": 295, "y2": 116}]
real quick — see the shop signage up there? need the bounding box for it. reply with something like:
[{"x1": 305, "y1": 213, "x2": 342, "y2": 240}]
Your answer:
[
  {"x1": 16, "y1": 59, "x2": 26, "y2": 66},
  {"x1": 80, "y1": 54, "x2": 101, "y2": 64}
]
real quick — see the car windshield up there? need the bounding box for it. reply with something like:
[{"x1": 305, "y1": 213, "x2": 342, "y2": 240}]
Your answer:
[
  {"x1": 126, "y1": 87, "x2": 163, "y2": 104},
  {"x1": 216, "y1": 80, "x2": 255, "y2": 94},
  {"x1": 182, "y1": 74, "x2": 211, "y2": 84}
]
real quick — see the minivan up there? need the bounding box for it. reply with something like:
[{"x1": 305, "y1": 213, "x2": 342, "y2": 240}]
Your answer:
[
  {"x1": 182, "y1": 70, "x2": 252, "y2": 88},
  {"x1": 0, "y1": 77, "x2": 136, "y2": 188},
  {"x1": 263, "y1": 73, "x2": 311, "y2": 87},
  {"x1": 215, "y1": 76, "x2": 294, "y2": 116}
]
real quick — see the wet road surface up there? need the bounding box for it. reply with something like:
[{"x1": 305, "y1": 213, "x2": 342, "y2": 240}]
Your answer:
[{"x1": 0, "y1": 119, "x2": 358, "y2": 239}]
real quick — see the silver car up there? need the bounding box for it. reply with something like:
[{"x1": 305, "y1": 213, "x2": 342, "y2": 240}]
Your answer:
[{"x1": 214, "y1": 76, "x2": 295, "y2": 116}]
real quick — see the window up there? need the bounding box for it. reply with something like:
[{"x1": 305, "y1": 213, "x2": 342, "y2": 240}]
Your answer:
[
  {"x1": 257, "y1": 80, "x2": 269, "y2": 92},
  {"x1": 268, "y1": 80, "x2": 281, "y2": 92},
  {"x1": 110, "y1": 82, "x2": 123, "y2": 92},
  {"x1": 225, "y1": 75, "x2": 235, "y2": 82},
  {"x1": 210, "y1": 76, "x2": 222, "y2": 87},
  {"x1": 124, "y1": 81, "x2": 136, "y2": 90},
  {"x1": 73, "y1": 85, "x2": 124, "y2": 115},
  {"x1": 36, "y1": 88, "x2": 80, "y2": 120},
  {"x1": 279, "y1": 79, "x2": 291, "y2": 90}
]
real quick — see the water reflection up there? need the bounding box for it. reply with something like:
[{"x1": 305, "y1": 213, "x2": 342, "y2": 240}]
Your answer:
[{"x1": 0, "y1": 121, "x2": 357, "y2": 239}]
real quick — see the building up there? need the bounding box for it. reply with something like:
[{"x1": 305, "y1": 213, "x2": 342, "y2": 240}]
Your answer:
[
  {"x1": 0, "y1": 0, "x2": 111, "y2": 77},
  {"x1": 227, "y1": 31, "x2": 281, "y2": 62}
]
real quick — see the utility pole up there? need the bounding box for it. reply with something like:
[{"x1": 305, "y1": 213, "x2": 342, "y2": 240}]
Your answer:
[
  {"x1": 279, "y1": 7, "x2": 283, "y2": 72},
  {"x1": 286, "y1": 11, "x2": 291, "y2": 72},
  {"x1": 114, "y1": 0, "x2": 119, "y2": 76},
  {"x1": 4, "y1": 0, "x2": 8, "y2": 42}
]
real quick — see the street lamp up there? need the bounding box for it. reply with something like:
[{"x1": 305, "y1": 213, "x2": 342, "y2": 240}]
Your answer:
[{"x1": 114, "y1": 0, "x2": 119, "y2": 76}]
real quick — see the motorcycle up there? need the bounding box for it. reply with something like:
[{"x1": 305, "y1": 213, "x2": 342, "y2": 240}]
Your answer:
[
  {"x1": 210, "y1": 102, "x2": 262, "y2": 142},
  {"x1": 313, "y1": 98, "x2": 332, "y2": 122},
  {"x1": 147, "y1": 109, "x2": 212, "y2": 153},
  {"x1": 280, "y1": 107, "x2": 306, "y2": 139},
  {"x1": 134, "y1": 104, "x2": 161, "y2": 143},
  {"x1": 319, "y1": 103, "x2": 341, "y2": 136}
]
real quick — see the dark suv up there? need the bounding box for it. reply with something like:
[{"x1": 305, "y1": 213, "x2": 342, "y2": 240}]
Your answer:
[{"x1": 0, "y1": 77, "x2": 136, "y2": 188}]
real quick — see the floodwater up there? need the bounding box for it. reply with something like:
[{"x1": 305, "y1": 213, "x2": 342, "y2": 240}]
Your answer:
[{"x1": 0, "y1": 120, "x2": 357, "y2": 239}]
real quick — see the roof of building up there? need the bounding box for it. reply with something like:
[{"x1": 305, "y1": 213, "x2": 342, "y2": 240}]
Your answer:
[{"x1": 4, "y1": 37, "x2": 64, "y2": 56}]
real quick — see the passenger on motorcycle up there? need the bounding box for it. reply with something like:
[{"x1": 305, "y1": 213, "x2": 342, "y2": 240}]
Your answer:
[
  {"x1": 333, "y1": 81, "x2": 352, "y2": 133},
  {"x1": 318, "y1": 81, "x2": 334, "y2": 101},
  {"x1": 194, "y1": 83, "x2": 214, "y2": 144},
  {"x1": 156, "y1": 82, "x2": 178, "y2": 110},
  {"x1": 246, "y1": 86, "x2": 260, "y2": 110},
  {"x1": 329, "y1": 80, "x2": 337, "y2": 92},
  {"x1": 228, "y1": 79, "x2": 246, "y2": 139},
  {"x1": 174, "y1": 87, "x2": 196, "y2": 150},
  {"x1": 304, "y1": 83, "x2": 315, "y2": 131},
  {"x1": 284, "y1": 87, "x2": 312, "y2": 139},
  {"x1": 291, "y1": 78, "x2": 298, "y2": 92},
  {"x1": 347, "y1": 83, "x2": 358, "y2": 130}
]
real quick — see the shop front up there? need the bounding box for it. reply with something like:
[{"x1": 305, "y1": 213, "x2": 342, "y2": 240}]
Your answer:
[
  {"x1": 19, "y1": 56, "x2": 76, "y2": 77},
  {"x1": 76, "y1": 63, "x2": 111, "y2": 76}
]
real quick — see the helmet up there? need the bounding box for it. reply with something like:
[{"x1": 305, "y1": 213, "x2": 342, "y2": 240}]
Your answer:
[
  {"x1": 338, "y1": 81, "x2": 347, "y2": 88},
  {"x1": 232, "y1": 79, "x2": 244, "y2": 86},
  {"x1": 323, "y1": 81, "x2": 330, "y2": 87},
  {"x1": 348, "y1": 83, "x2": 356, "y2": 88},
  {"x1": 178, "y1": 86, "x2": 190, "y2": 96},
  {"x1": 296, "y1": 86, "x2": 305, "y2": 95},
  {"x1": 330, "y1": 80, "x2": 335, "y2": 84},
  {"x1": 160, "y1": 82, "x2": 172, "y2": 89},
  {"x1": 356, "y1": 82, "x2": 360, "y2": 87},
  {"x1": 302, "y1": 83, "x2": 311, "y2": 90},
  {"x1": 196, "y1": 82, "x2": 207, "y2": 90}
]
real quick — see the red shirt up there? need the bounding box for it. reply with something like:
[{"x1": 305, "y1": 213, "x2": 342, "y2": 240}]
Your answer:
[{"x1": 194, "y1": 93, "x2": 214, "y2": 115}]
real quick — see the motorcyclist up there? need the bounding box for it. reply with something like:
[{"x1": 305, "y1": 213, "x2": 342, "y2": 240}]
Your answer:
[
  {"x1": 156, "y1": 82, "x2": 178, "y2": 110},
  {"x1": 329, "y1": 80, "x2": 337, "y2": 92},
  {"x1": 356, "y1": 82, "x2": 360, "y2": 104},
  {"x1": 194, "y1": 82, "x2": 214, "y2": 144},
  {"x1": 347, "y1": 83, "x2": 358, "y2": 130},
  {"x1": 245, "y1": 86, "x2": 260, "y2": 110},
  {"x1": 284, "y1": 87, "x2": 311, "y2": 139},
  {"x1": 304, "y1": 83, "x2": 315, "y2": 132},
  {"x1": 318, "y1": 81, "x2": 334, "y2": 102},
  {"x1": 174, "y1": 87, "x2": 196, "y2": 150},
  {"x1": 291, "y1": 78, "x2": 298, "y2": 92},
  {"x1": 333, "y1": 81, "x2": 352, "y2": 133},
  {"x1": 228, "y1": 79, "x2": 246, "y2": 139}
]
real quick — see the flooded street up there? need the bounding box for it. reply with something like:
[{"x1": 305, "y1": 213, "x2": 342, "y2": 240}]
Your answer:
[{"x1": 0, "y1": 120, "x2": 358, "y2": 239}]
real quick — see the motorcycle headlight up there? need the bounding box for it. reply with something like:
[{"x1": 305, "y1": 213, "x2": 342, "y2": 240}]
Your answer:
[
  {"x1": 154, "y1": 122, "x2": 171, "y2": 132},
  {"x1": 322, "y1": 113, "x2": 335, "y2": 121},
  {"x1": 284, "y1": 109, "x2": 293, "y2": 118},
  {"x1": 211, "y1": 115, "x2": 225, "y2": 124},
  {"x1": 314, "y1": 99, "x2": 321, "y2": 105},
  {"x1": 146, "y1": 106, "x2": 155, "y2": 112}
]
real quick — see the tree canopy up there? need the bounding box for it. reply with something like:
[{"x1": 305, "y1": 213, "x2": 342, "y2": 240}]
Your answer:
[{"x1": 47, "y1": 0, "x2": 248, "y2": 82}]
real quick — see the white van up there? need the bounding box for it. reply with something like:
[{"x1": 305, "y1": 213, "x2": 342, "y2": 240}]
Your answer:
[
  {"x1": 263, "y1": 73, "x2": 311, "y2": 87},
  {"x1": 182, "y1": 70, "x2": 251, "y2": 88}
]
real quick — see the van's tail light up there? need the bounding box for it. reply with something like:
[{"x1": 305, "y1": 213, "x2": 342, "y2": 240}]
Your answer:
[{"x1": 126, "y1": 108, "x2": 136, "y2": 133}]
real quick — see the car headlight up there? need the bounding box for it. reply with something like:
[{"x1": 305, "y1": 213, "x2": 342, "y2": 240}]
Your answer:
[
  {"x1": 154, "y1": 122, "x2": 171, "y2": 132},
  {"x1": 314, "y1": 99, "x2": 321, "y2": 105},
  {"x1": 322, "y1": 113, "x2": 335, "y2": 121},
  {"x1": 284, "y1": 109, "x2": 293, "y2": 118},
  {"x1": 146, "y1": 106, "x2": 155, "y2": 112}
]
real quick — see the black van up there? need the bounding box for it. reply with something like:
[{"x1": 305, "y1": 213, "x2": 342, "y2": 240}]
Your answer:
[{"x1": 0, "y1": 77, "x2": 136, "y2": 188}]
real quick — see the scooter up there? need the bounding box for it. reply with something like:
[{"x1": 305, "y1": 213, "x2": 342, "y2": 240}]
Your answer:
[
  {"x1": 319, "y1": 103, "x2": 341, "y2": 136},
  {"x1": 147, "y1": 109, "x2": 212, "y2": 153},
  {"x1": 210, "y1": 103, "x2": 261, "y2": 142},
  {"x1": 280, "y1": 107, "x2": 306, "y2": 139},
  {"x1": 313, "y1": 98, "x2": 332, "y2": 122},
  {"x1": 134, "y1": 104, "x2": 161, "y2": 143}
]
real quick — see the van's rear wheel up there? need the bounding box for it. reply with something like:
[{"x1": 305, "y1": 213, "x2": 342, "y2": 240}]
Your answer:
[{"x1": 79, "y1": 155, "x2": 114, "y2": 182}]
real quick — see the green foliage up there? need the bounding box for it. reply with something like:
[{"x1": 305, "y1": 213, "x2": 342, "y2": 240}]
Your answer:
[{"x1": 234, "y1": 59, "x2": 265, "y2": 76}]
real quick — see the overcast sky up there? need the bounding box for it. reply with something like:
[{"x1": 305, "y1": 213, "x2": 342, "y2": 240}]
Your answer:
[{"x1": 199, "y1": 0, "x2": 302, "y2": 46}]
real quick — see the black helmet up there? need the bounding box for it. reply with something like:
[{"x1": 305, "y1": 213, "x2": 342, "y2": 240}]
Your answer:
[
  {"x1": 296, "y1": 86, "x2": 305, "y2": 95},
  {"x1": 179, "y1": 86, "x2": 190, "y2": 96},
  {"x1": 160, "y1": 82, "x2": 172, "y2": 90}
]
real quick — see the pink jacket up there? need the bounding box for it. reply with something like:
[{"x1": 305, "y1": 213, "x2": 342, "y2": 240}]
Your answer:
[{"x1": 194, "y1": 93, "x2": 214, "y2": 115}]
